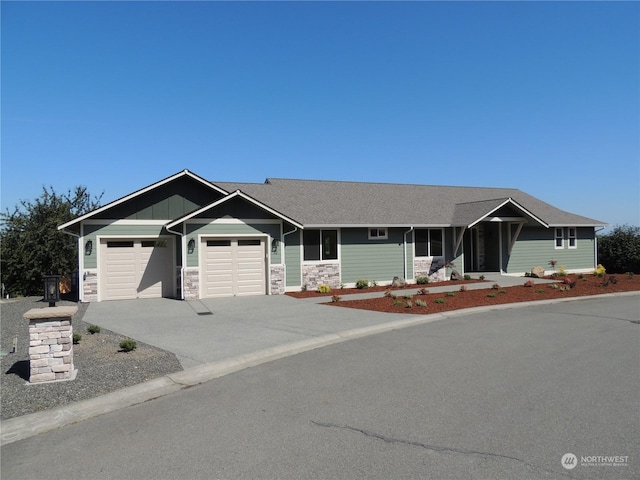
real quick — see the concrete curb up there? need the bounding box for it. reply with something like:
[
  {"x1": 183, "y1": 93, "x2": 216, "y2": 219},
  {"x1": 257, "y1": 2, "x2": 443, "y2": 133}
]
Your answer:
[{"x1": 2, "y1": 291, "x2": 638, "y2": 446}]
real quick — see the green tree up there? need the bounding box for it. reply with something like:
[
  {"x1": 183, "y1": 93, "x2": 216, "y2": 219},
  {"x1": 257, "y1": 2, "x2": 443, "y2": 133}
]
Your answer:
[
  {"x1": 597, "y1": 224, "x2": 640, "y2": 273},
  {"x1": 0, "y1": 186, "x2": 102, "y2": 297}
]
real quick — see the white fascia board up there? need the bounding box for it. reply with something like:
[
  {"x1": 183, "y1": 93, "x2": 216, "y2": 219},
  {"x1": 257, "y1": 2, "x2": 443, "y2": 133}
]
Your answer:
[
  {"x1": 467, "y1": 198, "x2": 549, "y2": 229},
  {"x1": 166, "y1": 190, "x2": 303, "y2": 230},
  {"x1": 547, "y1": 222, "x2": 608, "y2": 227},
  {"x1": 302, "y1": 224, "x2": 451, "y2": 229},
  {"x1": 58, "y1": 169, "x2": 228, "y2": 231}
]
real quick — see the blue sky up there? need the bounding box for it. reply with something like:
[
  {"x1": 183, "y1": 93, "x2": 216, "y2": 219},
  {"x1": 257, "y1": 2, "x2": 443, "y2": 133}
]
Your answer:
[{"x1": 2, "y1": 1, "x2": 638, "y2": 230}]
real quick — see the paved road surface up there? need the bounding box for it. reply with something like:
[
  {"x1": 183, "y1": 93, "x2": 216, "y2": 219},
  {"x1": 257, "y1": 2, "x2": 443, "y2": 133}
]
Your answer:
[{"x1": 2, "y1": 295, "x2": 638, "y2": 479}]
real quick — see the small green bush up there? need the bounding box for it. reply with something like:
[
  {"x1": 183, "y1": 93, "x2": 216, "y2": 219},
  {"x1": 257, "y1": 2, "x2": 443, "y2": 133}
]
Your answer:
[
  {"x1": 434, "y1": 298, "x2": 445, "y2": 304},
  {"x1": 416, "y1": 276, "x2": 430, "y2": 285},
  {"x1": 119, "y1": 339, "x2": 137, "y2": 352},
  {"x1": 392, "y1": 300, "x2": 405, "y2": 307},
  {"x1": 317, "y1": 284, "x2": 331, "y2": 294},
  {"x1": 355, "y1": 279, "x2": 369, "y2": 289},
  {"x1": 556, "y1": 265, "x2": 568, "y2": 277},
  {"x1": 87, "y1": 324, "x2": 101, "y2": 334},
  {"x1": 463, "y1": 274, "x2": 471, "y2": 281},
  {"x1": 535, "y1": 289, "x2": 546, "y2": 294},
  {"x1": 479, "y1": 275, "x2": 485, "y2": 281},
  {"x1": 72, "y1": 333, "x2": 82, "y2": 344},
  {"x1": 499, "y1": 290, "x2": 507, "y2": 294},
  {"x1": 446, "y1": 292, "x2": 456, "y2": 297},
  {"x1": 487, "y1": 293, "x2": 497, "y2": 298}
]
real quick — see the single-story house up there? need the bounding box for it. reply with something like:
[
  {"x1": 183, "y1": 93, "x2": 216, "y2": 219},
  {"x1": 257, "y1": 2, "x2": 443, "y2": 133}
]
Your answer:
[{"x1": 58, "y1": 169, "x2": 606, "y2": 302}]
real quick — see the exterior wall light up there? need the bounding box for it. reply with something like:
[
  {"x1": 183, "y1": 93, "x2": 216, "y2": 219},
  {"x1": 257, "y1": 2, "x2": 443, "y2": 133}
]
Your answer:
[
  {"x1": 84, "y1": 240, "x2": 93, "y2": 256},
  {"x1": 187, "y1": 238, "x2": 195, "y2": 254}
]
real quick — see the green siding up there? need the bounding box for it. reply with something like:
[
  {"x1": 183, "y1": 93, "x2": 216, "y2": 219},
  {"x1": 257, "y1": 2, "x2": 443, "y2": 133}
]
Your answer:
[
  {"x1": 341, "y1": 228, "x2": 408, "y2": 283},
  {"x1": 185, "y1": 222, "x2": 281, "y2": 267},
  {"x1": 284, "y1": 230, "x2": 302, "y2": 288},
  {"x1": 82, "y1": 224, "x2": 169, "y2": 269},
  {"x1": 506, "y1": 226, "x2": 595, "y2": 273},
  {"x1": 93, "y1": 176, "x2": 222, "y2": 220}
]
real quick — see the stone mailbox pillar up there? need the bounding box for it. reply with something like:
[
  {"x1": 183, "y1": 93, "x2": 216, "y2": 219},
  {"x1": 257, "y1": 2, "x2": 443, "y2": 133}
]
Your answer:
[{"x1": 24, "y1": 306, "x2": 78, "y2": 383}]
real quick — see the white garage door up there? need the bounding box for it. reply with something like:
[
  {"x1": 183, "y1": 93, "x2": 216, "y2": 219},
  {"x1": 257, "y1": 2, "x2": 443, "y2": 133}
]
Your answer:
[
  {"x1": 101, "y1": 239, "x2": 174, "y2": 301},
  {"x1": 202, "y1": 238, "x2": 266, "y2": 298}
]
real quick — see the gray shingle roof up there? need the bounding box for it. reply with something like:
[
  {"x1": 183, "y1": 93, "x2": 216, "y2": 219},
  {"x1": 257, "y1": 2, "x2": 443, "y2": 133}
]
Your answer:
[{"x1": 212, "y1": 178, "x2": 605, "y2": 227}]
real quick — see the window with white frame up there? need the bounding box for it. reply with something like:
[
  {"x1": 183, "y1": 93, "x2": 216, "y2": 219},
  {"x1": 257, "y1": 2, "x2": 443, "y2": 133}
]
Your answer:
[
  {"x1": 368, "y1": 228, "x2": 388, "y2": 240},
  {"x1": 555, "y1": 228, "x2": 564, "y2": 249},
  {"x1": 568, "y1": 227, "x2": 577, "y2": 248},
  {"x1": 415, "y1": 229, "x2": 444, "y2": 257},
  {"x1": 303, "y1": 229, "x2": 338, "y2": 261}
]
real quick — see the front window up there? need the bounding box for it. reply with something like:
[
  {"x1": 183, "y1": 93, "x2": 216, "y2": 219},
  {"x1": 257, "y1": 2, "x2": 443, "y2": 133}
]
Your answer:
[
  {"x1": 303, "y1": 230, "x2": 338, "y2": 261},
  {"x1": 415, "y1": 229, "x2": 444, "y2": 257}
]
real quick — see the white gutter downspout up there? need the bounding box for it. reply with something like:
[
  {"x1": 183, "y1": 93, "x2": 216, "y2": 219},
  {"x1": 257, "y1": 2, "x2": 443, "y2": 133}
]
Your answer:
[
  {"x1": 594, "y1": 226, "x2": 605, "y2": 269},
  {"x1": 281, "y1": 227, "x2": 298, "y2": 292},
  {"x1": 165, "y1": 223, "x2": 185, "y2": 300},
  {"x1": 404, "y1": 226, "x2": 414, "y2": 281}
]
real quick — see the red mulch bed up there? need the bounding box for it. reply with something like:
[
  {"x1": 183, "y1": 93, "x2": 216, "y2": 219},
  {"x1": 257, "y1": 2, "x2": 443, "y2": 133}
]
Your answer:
[
  {"x1": 287, "y1": 279, "x2": 486, "y2": 298},
  {"x1": 318, "y1": 274, "x2": 640, "y2": 314}
]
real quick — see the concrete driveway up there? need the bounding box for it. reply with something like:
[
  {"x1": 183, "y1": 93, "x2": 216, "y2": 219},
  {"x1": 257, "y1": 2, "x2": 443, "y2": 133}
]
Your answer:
[{"x1": 81, "y1": 295, "x2": 422, "y2": 369}]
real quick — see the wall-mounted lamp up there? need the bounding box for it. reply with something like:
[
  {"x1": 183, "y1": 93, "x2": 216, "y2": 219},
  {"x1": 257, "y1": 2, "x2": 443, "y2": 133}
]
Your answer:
[
  {"x1": 271, "y1": 238, "x2": 280, "y2": 253},
  {"x1": 187, "y1": 238, "x2": 195, "y2": 254},
  {"x1": 84, "y1": 240, "x2": 93, "y2": 256}
]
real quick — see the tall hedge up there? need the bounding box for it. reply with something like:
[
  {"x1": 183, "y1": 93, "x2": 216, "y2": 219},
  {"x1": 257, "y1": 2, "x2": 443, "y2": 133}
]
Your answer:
[
  {"x1": 0, "y1": 186, "x2": 102, "y2": 297},
  {"x1": 598, "y1": 225, "x2": 640, "y2": 274}
]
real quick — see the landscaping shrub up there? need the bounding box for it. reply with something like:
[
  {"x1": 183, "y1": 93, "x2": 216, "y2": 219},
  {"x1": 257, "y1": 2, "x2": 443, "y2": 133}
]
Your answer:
[
  {"x1": 416, "y1": 276, "x2": 429, "y2": 285},
  {"x1": 72, "y1": 333, "x2": 82, "y2": 344},
  {"x1": 463, "y1": 274, "x2": 471, "y2": 281},
  {"x1": 87, "y1": 324, "x2": 101, "y2": 334},
  {"x1": 119, "y1": 339, "x2": 137, "y2": 352},
  {"x1": 535, "y1": 289, "x2": 546, "y2": 294},
  {"x1": 434, "y1": 298, "x2": 445, "y2": 304},
  {"x1": 355, "y1": 279, "x2": 369, "y2": 289},
  {"x1": 446, "y1": 292, "x2": 456, "y2": 297},
  {"x1": 479, "y1": 275, "x2": 485, "y2": 280},
  {"x1": 487, "y1": 293, "x2": 497, "y2": 298},
  {"x1": 459, "y1": 285, "x2": 467, "y2": 292},
  {"x1": 317, "y1": 284, "x2": 331, "y2": 294},
  {"x1": 598, "y1": 225, "x2": 640, "y2": 273},
  {"x1": 593, "y1": 264, "x2": 606, "y2": 277},
  {"x1": 415, "y1": 299, "x2": 427, "y2": 307},
  {"x1": 523, "y1": 280, "x2": 535, "y2": 287},
  {"x1": 331, "y1": 295, "x2": 341, "y2": 302}
]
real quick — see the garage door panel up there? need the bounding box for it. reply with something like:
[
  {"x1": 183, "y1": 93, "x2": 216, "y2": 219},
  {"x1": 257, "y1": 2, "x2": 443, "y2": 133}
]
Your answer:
[
  {"x1": 202, "y1": 238, "x2": 266, "y2": 298},
  {"x1": 101, "y1": 239, "x2": 173, "y2": 301}
]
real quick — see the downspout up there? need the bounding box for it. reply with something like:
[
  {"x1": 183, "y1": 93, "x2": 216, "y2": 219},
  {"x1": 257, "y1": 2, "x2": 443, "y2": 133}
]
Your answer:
[
  {"x1": 165, "y1": 224, "x2": 185, "y2": 300},
  {"x1": 281, "y1": 227, "x2": 298, "y2": 292},
  {"x1": 403, "y1": 226, "x2": 414, "y2": 281},
  {"x1": 594, "y1": 226, "x2": 605, "y2": 269}
]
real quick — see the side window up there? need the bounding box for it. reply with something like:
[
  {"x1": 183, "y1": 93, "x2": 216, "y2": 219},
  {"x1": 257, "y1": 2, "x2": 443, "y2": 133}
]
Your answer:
[
  {"x1": 555, "y1": 228, "x2": 564, "y2": 249},
  {"x1": 568, "y1": 228, "x2": 577, "y2": 249},
  {"x1": 303, "y1": 230, "x2": 338, "y2": 261},
  {"x1": 368, "y1": 228, "x2": 388, "y2": 240}
]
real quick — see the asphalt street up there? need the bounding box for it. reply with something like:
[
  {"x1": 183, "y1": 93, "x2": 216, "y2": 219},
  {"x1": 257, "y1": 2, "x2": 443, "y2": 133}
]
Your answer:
[{"x1": 2, "y1": 295, "x2": 638, "y2": 479}]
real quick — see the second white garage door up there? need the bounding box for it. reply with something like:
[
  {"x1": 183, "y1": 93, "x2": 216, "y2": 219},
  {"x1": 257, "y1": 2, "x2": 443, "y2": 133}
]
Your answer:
[{"x1": 202, "y1": 238, "x2": 266, "y2": 298}]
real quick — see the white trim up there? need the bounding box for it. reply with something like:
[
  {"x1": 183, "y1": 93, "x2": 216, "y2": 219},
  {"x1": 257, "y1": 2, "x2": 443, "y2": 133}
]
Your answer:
[
  {"x1": 467, "y1": 198, "x2": 548, "y2": 229},
  {"x1": 486, "y1": 216, "x2": 527, "y2": 222},
  {"x1": 83, "y1": 219, "x2": 170, "y2": 226},
  {"x1": 187, "y1": 218, "x2": 282, "y2": 225},
  {"x1": 58, "y1": 170, "x2": 228, "y2": 230}
]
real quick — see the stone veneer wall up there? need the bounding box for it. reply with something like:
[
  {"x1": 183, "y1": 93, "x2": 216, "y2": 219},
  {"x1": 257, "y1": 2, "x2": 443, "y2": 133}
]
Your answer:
[
  {"x1": 25, "y1": 306, "x2": 78, "y2": 383},
  {"x1": 302, "y1": 263, "x2": 341, "y2": 290},
  {"x1": 184, "y1": 268, "x2": 200, "y2": 300},
  {"x1": 414, "y1": 257, "x2": 447, "y2": 283},
  {"x1": 83, "y1": 271, "x2": 98, "y2": 302},
  {"x1": 270, "y1": 265, "x2": 285, "y2": 295}
]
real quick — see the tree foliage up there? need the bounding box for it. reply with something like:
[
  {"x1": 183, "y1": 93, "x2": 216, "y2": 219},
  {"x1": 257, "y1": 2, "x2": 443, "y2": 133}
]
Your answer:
[
  {"x1": 597, "y1": 224, "x2": 640, "y2": 274},
  {"x1": 1, "y1": 186, "x2": 102, "y2": 296}
]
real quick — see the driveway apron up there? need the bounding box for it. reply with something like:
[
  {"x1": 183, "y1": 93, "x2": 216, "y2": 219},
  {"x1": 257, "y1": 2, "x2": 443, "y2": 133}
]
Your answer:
[{"x1": 81, "y1": 296, "x2": 419, "y2": 369}]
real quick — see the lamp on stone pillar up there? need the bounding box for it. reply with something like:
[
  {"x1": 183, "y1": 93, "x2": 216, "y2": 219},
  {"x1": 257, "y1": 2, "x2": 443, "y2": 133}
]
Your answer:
[{"x1": 43, "y1": 275, "x2": 60, "y2": 307}]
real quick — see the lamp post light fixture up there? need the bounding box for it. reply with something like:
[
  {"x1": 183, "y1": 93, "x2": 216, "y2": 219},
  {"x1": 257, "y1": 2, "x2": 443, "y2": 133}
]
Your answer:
[{"x1": 43, "y1": 275, "x2": 61, "y2": 307}]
